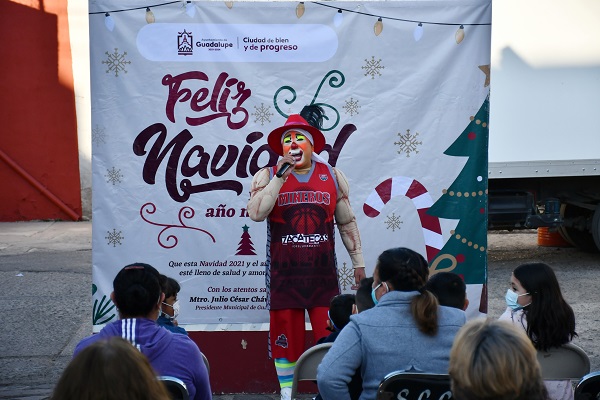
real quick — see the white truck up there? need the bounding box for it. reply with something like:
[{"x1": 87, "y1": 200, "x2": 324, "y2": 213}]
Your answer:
[{"x1": 488, "y1": 0, "x2": 600, "y2": 251}]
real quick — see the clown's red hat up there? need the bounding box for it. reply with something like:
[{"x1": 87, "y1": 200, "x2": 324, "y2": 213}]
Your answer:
[{"x1": 267, "y1": 114, "x2": 325, "y2": 156}]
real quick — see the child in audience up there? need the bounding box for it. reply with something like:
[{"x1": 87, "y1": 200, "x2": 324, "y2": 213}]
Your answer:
[
  {"x1": 159, "y1": 274, "x2": 188, "y2": 335},
  {"x1": 499, "y1": 262, "x2": 577, "y2": 400},
  {"x1": 425, "y1": 272, "x2": 469, "y2": 310},
  {"x1": 449, "y1": 318, "x2": 549, "y2": 400},
  {"x1": 315, "y1": 293, "x2": 361, "y2": 400},
  {"x1": 355, "y1": 277, "x2": 375, "y2": 313},
  {"x1": 52, "y1": 337, "x2": 171, "y2": 400},
  {"x1": 317, "y1": 294, "x2": 356, "y2": 344}
]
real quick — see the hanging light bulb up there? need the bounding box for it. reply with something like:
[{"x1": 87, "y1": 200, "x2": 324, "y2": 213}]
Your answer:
[
  {"x1": 104, "y1": 12, "x2": 115, "y2": 32},
  {"x1": 185, "y1": 1, "x2": 196, "y2": 17},
  {"x1": 413, "y1": 23, "x2": 424, "y2": 41},
  {"x1": 224, "y1": 1, "x2": 234, "y2": 9},
  {"x1": 455, "y1": 25, "x2": 465, "y2": 44},
  {"x1": 145, "y1": 7, "x2": 155, "y2": 24},
  {"x1": 333, "y1": 9, "x2": 343, "y2": 27},
  {"x1": 374, "y1": 17, "x2": 383, "y2": 36},
  {"x1": 296, "y1": 2, "x2": 305, "y2": 18}
]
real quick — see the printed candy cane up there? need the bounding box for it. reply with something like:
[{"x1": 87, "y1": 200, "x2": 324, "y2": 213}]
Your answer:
[{"x1": 363, "y1": 177, "x2": 443, "y2": 262}]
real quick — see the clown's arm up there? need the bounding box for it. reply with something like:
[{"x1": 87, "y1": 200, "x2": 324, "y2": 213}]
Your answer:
[
  {"x1": 247, "y1": 168, "x2": 284, "y2": 222},
  {"x1": 334, "y1": 168, "x2": 366, "y2": 283},
  {"x1": 248, "y1": 155, "x2": 296, "y2": 221}
]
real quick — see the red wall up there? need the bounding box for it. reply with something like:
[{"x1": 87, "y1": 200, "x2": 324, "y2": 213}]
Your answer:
[{"x1": 0, "y1": 0, "x2": 81, "y2": 221}]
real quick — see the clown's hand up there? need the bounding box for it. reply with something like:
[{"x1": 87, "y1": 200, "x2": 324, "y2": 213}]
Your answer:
[
  {"x1": 354, "y1": 267, "x2": 366, "y2": 284},
  {"x1": 276, "y1": 155, "x2": 296, "y2": 180}
]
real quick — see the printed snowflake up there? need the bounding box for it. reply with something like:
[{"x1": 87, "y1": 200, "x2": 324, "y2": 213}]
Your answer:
[
  {"x1": 343, "y1": 97, "x2": 360, "y2": 116},
  {"x1": 92, "y1": 124, "x2": 106, "y2": 145},
  {"x1": 102, "y1": 48, "x2": 131, "y2": 77},
  {"x1": 337, "y1": 262, "x2": 355, "y2": 291},
  {"x1": 105, "y1": 167, "x2": 123, "y2": 185},
  {"x1": 105, "y1": 229, "x2": 124, "y2": 247},
  {"x1": 252, "y1": 103, "x2": 274, "y2": 126},
  {"x1": 362, "y1": 56, "x2": 384, "y2": 79},
  {"x1": 385, "y1": 213, "x2": 403, "y2": 232},
  {"x1": 394, "y1": 129, "x2": 422, "y2": 157}
]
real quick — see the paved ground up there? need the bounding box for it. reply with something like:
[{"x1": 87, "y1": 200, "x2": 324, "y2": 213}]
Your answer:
[{"x1": 0, "y1": 221, "x2": 598, "y2": 399}]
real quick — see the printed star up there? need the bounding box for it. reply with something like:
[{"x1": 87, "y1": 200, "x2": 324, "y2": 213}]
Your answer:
[{"x1": 478, "y1": 65, "x2": 490, "y2": 87}]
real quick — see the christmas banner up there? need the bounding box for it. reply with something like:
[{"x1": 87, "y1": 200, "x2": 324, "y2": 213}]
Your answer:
[{"x1": 89, "y1": 0, "x2": 491, "y2": 330}]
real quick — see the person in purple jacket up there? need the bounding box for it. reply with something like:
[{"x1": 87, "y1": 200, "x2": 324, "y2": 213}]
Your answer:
[{"x1": 74, "y1": 263, "x2": 211, "y2": 400}]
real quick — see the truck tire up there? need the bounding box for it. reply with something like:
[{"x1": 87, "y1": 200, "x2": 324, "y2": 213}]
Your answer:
[{"x1": 557, "y1": 204, "x2": 599, "y2": 253}]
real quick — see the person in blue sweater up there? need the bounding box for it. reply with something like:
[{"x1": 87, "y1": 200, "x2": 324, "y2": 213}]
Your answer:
[
  {"x1": 74, "y1": 263, "x2": 211, "y2": 400},
  {"x1": 158, "y1": 274, "x2": 188, "y2": 335},
  {"x1": 317, "y1": 247, "x2": 466, "y2": 400}
]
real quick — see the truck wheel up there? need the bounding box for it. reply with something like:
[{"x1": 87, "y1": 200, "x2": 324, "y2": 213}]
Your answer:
[
  {"x1": 557, "y1": 204, "x2": 598, "y2": 253},
  {"x1": 592, "y1": 205, "x2": 600, "y2": 252}
]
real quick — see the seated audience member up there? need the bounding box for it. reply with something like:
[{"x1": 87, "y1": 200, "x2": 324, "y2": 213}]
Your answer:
[
  {"x1": 425, "y1": 272, "x2": 469, "y2": 310},
  {"x1": 52, "y1": 337, "x2": 171, "y2": 400},
  {"x1": 74, "y1": 263, "x2": 212, "y2": 400},
  {"x1": 315, "y1": 293, "x2": 363, "y2": 400},
  {"x1": 317, "y1": 294, "x2": 356, "y2": 344},
  {"x1": 317, "y1": 247, "x2": 466, "y2": 400},
  {"x1": 499, "y1": 262, "x2": 577, "y2": 400},
  {"x1": 355, "y1": 277, "x2": 375, "y2": 313},
  {"x1": 159, "y1": 274, "x2": 188, "y2": 335},
  {"x1": 449, "y1": 318, "x2": 549, "y2": 400}
]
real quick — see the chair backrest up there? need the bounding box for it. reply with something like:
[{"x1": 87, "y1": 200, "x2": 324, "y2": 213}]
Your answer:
[
  {"x1": 290, "y1": 342, "x2": 333, "y2": 399},
  {"x1": 536, "y1": 343, "x2": 590, "y2": 380},
  {"x1": 158, "y1": 375, "x2": 190, "y2": 400},
  {"x1": 377, "y1": 372, "x2": 452, "y2": 400},
  {"x1": 574, "y1": 371, "x2": 600, "y2": 400},
  {"x1": 201, "y1": 351, "x2": 210, "y2": 375}
]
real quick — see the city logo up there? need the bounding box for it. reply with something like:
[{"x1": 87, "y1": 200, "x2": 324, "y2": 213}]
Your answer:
[{"x1": 178, "y1": 29, "x2": 193, "y2": 56}]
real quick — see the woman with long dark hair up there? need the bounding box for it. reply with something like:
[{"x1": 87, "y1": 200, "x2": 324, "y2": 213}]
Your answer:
[
  {"x1": 500, "y1": 262, "x2": 578, "y2": 400},
  {"x1": 317, "y1": 247, "x2": 466, "y2": 400}
]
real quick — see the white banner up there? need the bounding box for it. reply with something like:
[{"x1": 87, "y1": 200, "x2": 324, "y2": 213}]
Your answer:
[{"x1": 90, "y1": 0, "x2": 491, "y2": 329}]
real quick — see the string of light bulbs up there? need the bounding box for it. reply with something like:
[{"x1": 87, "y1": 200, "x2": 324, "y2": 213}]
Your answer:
[
  {"x1": 90, "y1": 0, "x2": 490, "y2": 42},
  {"x1": 308, "y1": 1, "x2": 490, "y2": 41}
]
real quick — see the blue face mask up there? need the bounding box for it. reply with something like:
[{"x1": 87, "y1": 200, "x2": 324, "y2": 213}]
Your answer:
[
  {"x1": 371, "y1": 282, "x2": 388, "y2": 305},
  {"x1": 505, "y1": 289, "x2": 530, "y2": 311}
]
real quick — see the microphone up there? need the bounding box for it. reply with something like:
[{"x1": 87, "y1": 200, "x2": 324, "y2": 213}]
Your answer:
[{"x1": 276, "y1": 163, "x2": 292, "y2": 178}]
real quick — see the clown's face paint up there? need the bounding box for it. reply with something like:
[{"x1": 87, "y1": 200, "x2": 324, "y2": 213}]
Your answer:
[{"x1": 282, "y1": 130, "x2": 313, "y2": 170}]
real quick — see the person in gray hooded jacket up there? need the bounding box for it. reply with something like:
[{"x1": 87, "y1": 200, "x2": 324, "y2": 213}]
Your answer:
[{"x1": 317, "y1": 247, "x2": 466, "y2": 400}]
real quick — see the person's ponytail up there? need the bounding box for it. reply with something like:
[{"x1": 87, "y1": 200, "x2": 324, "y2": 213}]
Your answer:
[{"x1": 411, "y1": 289, "x2": 439, "y2": 336}]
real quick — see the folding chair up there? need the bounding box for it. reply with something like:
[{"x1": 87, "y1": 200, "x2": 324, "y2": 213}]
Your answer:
[
  {"x1": 574, "y1": 371, "x2": 600, "y2": 400},
  {"x1": 376, "y1": 372, "x2": 452, "y2": 400},
  {"x1": 158, "y1": 376, "x2": 190, "y2": 400},
  {"x1": 201, "y1": 351, "x2": 210, "y2": 375},
  {"x1": 290, "y1": 342, "x2": 333, "y2": 400},
  {"x1": 536, "y1": 343, "x2": 590, "y2": 380}
]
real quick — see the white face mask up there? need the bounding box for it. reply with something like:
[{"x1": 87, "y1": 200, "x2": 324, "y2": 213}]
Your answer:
[{"x1": 161, "y1": 300, "x2": 180, "y2": 320}]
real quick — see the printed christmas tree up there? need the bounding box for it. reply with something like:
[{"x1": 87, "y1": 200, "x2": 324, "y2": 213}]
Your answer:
[
  {"x1": 236, "y1": 224, "x2": 256, "y2": 255},
  {"x1": 427, "y1": 96, "x2": 489, "y2": 287}
]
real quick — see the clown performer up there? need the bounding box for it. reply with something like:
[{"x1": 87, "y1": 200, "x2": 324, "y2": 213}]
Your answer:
[{"x1": 247, "y1": 105, "x2": 365, "y2": 400}]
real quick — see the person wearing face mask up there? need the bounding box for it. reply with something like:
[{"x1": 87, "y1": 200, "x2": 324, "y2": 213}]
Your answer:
[
  {"x1": 317, "y1": 247, "x2": 466, "y2": 400},
  {"x1": 158, "y1": 274, "x2": 188, "y2": 335},
  {"x1": 74, "y1": 263, "x2": 211, "y2": 400},
  {"x1": 247, "y1": 105, "x2": 365, "y2": 400},
  {"x1": 499, "y1": 262, "x2": 577, "y2": 400}
]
